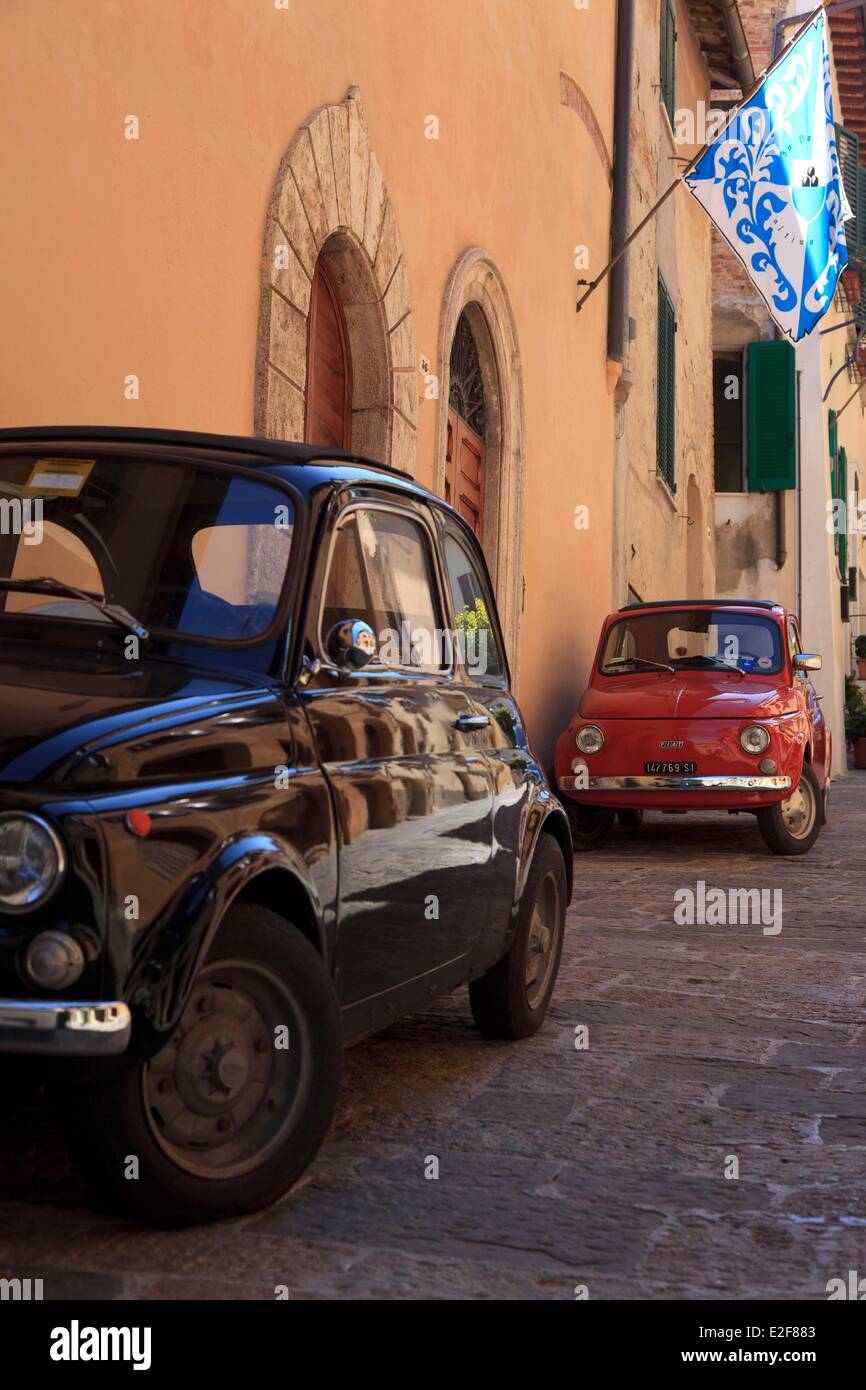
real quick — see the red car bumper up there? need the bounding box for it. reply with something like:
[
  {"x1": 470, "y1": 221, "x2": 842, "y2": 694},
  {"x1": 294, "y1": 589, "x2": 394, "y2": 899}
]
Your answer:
[{"x1": 554, "y1": 717, "x2": 805, "y2": 812}]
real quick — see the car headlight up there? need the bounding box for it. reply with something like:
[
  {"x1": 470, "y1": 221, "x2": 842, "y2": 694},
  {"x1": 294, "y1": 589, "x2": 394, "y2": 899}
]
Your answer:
[
  {"x1": 0, "y1": 814, "x2": 66, "y2": 913},
  {"x1": 576, "y1": 725, "x2": 605, "y2": 755},
  {"x1": 740, "y1": 724, "x2": 771, "y2": 755}
]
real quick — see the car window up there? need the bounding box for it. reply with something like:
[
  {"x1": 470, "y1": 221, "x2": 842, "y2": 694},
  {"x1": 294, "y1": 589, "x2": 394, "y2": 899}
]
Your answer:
[
  {"x1": 0, "y1": 455, "x2": 295, "y2": 644},
  {"x1": 601, "y1": 610, "x2": 784, "y2": 674},
  {"x1": 191, "y1": 524, "x2": 292, "y2": 612},
  {"x1": 322, "y1": 508, "x2": 447, "y2": 671},
  {"x1": 443, "y1": 530, "x2": 504, "y2": 681}
]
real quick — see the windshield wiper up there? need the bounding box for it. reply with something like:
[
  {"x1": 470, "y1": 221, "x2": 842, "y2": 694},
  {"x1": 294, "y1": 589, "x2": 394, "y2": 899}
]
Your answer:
[
  {"x1": 675, "y1": 656, "x2": 746, "y2": 680},
  {"x1": 0, "y1": 577, "x2": 149, "y2": 642},
  {"x1": 606, "y1": 656, "x2": 675, "y2": 674}
]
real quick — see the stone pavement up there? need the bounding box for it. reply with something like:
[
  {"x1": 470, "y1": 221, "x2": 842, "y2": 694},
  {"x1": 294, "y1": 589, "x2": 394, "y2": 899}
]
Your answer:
[{"x1": 1, "y1": 772, "x2": 865, "y2": 1300}]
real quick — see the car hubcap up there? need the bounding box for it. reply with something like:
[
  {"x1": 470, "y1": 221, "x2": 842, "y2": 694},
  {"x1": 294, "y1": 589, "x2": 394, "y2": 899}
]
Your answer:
[
  {"x1": 780, "y1": 779, "x2": 816, "y2": 840},
  {"x1": 525, "y1": 870, "x2": 562, "y2": 1010},
  {"x1": 143, "y1": 959, "x2": 309, "y2": 1180}
]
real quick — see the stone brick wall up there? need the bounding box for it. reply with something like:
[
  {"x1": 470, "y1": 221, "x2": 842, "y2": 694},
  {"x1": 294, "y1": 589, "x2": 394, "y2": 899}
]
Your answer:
[
  {"x1": 711, "y1": 0, "x2": 783, "y2": 339},
  {"x1": 734, "y1": 0, "x2": 783, "y2": 73},
  {"x1": 618, "y1": 0, "x2": 716, "y2": 604}
]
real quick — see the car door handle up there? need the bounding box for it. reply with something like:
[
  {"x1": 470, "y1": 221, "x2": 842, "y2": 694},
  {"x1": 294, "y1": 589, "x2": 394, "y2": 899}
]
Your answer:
[{"x1": 453, "y1": 713, "x2": 491, "y2": 731}]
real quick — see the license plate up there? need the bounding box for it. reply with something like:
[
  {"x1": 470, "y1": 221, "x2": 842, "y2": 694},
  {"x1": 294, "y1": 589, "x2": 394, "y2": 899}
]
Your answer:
[{"x1": 644, "y1": 760, "x2": 698, "y2": 775}]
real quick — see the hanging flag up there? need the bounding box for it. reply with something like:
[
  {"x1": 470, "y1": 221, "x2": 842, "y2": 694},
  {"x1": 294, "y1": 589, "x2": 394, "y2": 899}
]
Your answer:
[{"x1": 685, "y1": 9, "x2": 852, "y2": 343}]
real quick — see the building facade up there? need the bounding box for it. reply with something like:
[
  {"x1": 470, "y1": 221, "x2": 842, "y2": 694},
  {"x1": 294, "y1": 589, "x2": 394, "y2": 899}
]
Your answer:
[
  {"x1": 710, "y1": 0, "x2": 866, "y2": 775},
  {"x1": 1, "y1": 0, "x2": 626, "y2": 763},
  {"x1": 612, "y1": 0, "x2": 753, "y2": 609},
  {"x1": 9, "y1": 0, "x2": 846, "y2": 770}
]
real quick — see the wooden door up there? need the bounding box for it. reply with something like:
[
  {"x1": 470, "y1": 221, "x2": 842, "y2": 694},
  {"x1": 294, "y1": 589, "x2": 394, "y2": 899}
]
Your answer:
[
  {"x1": 445, "y1": 408, "x2": 485, "y2": 540},
  {"x1": 305, "y1": 259, "x2": 352, "y2": 449}
]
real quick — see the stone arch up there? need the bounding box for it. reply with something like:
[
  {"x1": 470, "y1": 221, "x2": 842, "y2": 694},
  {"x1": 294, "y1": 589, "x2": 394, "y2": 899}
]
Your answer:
[
  {"x1": 254, "y1": 87, "x2": 417, "y2": 473},
  {"x1": 434, "y1": 249, "x2": 526, "y2": 679},
  {"x1": 559, "y1": 73, "x2": 612, "y2": 186}
]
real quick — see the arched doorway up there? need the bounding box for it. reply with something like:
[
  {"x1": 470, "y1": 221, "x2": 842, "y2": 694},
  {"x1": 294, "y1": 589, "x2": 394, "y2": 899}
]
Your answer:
[
  {"x1": 305, "y1": 257, "x2": 352, "y2": 449},
  {"x1": 255, "y1": 87, "x2": 418, "y2": 474},
  {"x1": 445, "y1": 312, "x2": 487, "y2": 538},
  {"x1": 435, "y1": 250, "x2": 525, "y2": 677}
]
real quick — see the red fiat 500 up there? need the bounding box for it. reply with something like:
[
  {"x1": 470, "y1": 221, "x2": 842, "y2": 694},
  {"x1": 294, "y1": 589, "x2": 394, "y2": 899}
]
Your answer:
[{"x1": 554, "y1": 599, "x2": 830, "y2": 857}]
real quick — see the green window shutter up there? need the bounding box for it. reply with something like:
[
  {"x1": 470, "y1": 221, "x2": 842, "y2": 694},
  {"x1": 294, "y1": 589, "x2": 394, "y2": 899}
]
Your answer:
[
  {"x1": 858, "y1": 165, "x2": 866, "y2": 263},
  {"x1": 660, "y1": 0, "x2": 677, "y2": 126},
  {"x1": 836, "y1": 125, "x2": 860, "y2": 254},
  {"x1": 829, "y1": 409, "x2": 838, "y2": 471},
  {"x1": 656, "y1": 275, "x2": 676, "y2": 492},
  {"x1": 746, "y1": 341, "x2": 796, "y2": 491},
  {"x1": 839, "y1": 447, "x2": 848, "y2": 578},
  {"x1": 829, "y1": 409, "x2": 840, "y2": 562}
]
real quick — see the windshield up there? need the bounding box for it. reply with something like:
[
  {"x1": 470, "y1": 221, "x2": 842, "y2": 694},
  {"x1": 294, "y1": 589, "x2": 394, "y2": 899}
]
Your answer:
[
  {"x1": 0, "y1": 454, "x2": 294, "y2": 644},
  {"x1": 600, "y1": 609, "x2": 784, "y2": 676}
]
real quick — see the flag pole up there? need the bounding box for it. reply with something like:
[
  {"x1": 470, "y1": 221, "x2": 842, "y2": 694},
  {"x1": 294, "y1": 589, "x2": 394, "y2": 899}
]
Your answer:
[
  {"x1": 576, "y1": 176, "x2": 681, "y2": 313},
  {"x1": 575, "y1": 160, "x2": 699, "y2": 314},
  {"x1": 576, "y1": 2, "x2": 829, "y2": 315}
]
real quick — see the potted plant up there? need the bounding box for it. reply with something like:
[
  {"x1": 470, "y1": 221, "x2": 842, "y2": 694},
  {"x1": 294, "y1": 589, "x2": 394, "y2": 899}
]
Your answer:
[
  {"x1": 455, "y1": 598, "x2": 495, "y2": 677},
  {"x1": 856, "y1": 634, "x2": 866, "y2": 680},
  {"x1": 845, "y1": 675, "x2": 866, "y2": 768},
  {"x1": 847, "y1": 708, "x2": 866, "y2": 770}
]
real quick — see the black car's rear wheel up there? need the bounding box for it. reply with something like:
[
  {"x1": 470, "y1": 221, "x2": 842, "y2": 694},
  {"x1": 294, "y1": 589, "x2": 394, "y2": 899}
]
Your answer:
[
  {"x1": 469, "y1": 836, "x2": 567, "y2": 1040},
  {"x1": 62, "y1": 904, "x2": 341, "y2": 1226}
]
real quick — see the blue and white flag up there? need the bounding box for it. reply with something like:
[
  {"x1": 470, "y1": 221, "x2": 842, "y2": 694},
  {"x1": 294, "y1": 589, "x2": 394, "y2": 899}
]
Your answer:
[{"x1": 685, "y1": 10, "x2": 852, "y2": 342}]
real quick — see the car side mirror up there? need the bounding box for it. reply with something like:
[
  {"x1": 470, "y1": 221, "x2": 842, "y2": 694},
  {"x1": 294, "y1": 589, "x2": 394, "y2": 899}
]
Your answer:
[
  {"x1": 326, "y1": 619, "x2": 377, "y2": 671},
  {"x1": 794, "y1": 653, "x2": 822, "y2": 673}
]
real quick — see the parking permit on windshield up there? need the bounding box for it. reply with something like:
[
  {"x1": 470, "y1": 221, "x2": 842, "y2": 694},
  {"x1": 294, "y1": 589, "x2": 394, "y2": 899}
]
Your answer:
[{"x1": 24, "y1": 459, "x2": 95, "y2": 496}]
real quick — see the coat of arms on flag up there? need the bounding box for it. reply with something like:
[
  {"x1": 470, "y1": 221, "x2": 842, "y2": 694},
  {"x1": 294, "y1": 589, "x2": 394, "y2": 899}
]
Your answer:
[{"x1": 685, "y1": 10, "x2": 852, "y2": 343}]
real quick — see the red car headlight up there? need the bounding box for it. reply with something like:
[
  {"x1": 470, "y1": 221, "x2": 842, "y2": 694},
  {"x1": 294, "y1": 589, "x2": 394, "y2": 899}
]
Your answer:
[
  {"x1": 740, "y1": 724, "x2": 771, "y2": 755},
  {"x1": 576, "y1": 725, "x2": 604, "y2": 755}
]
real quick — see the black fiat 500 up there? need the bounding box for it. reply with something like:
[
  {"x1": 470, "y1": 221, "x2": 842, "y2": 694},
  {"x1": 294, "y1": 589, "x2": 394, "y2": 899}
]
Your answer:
[{"x1": 0, "y1": 427, "x2": 571, "y2": 1224}]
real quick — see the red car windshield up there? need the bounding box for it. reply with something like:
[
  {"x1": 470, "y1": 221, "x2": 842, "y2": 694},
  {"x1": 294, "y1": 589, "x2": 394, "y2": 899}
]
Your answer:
[
  {"x1": 600, "y1": 609, "x2": 784, "y2": 676},
  {"x1": 0, "y1": 453, "x2": 294, "y2": 645}
]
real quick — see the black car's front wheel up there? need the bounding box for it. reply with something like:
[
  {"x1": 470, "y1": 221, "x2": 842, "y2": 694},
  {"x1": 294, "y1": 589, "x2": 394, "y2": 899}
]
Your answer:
[
  {"x1": 469, "y1": 836, "x2": 567, "y2": 1040},
  {"x1": 62, "y1": 904, "x2": 342, "y2": 1226}
]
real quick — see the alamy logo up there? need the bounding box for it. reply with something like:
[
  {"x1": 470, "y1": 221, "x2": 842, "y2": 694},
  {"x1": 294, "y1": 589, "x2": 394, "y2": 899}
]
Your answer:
[
  {"x1": 378, "y1": 619, "x2": 488, "y2": 673},
  {"x1": 0, "y1": 497, "x2": 42, "y2": 545},
  {"x1": 674, "y1": 879, "x2": 782, "y2": 936},
  {"x1": 49, "y1": 1320, "x2": 152, "y2": 1371},
  {"x1": 0, "y1": 1276, "x2": 43, "y2": 1300},
  {"x1": 827, "y1": 1271, "x2": 866, "y2": 1299}
]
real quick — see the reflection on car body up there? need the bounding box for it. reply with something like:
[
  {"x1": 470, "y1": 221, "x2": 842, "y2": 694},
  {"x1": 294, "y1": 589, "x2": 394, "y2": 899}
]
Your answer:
[{"x1": 0, "y1": 425, "x2": 571, "y2": 1225}]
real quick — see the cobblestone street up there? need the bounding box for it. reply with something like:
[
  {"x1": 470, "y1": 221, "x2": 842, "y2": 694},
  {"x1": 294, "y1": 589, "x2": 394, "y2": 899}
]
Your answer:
[{"x1": 2, "y1": 772, "x2": 865, "y2": 1301}]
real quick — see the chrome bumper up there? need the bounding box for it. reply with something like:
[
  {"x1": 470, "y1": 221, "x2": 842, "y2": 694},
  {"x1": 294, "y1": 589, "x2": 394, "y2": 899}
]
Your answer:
[
  {"x1": 558, "y1": 774, "x2": 792, "y2": 793},
  {"x1": 0, "y1": 1000, "x2": 131, "y2": 1056}
]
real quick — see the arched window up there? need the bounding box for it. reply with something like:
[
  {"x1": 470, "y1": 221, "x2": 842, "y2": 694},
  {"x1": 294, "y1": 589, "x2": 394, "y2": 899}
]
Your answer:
[
  {"x1": 305, "y1": 257, "x2": 352, "y2": 450},
  {"x1": 445, "y1": 312, "x2": 486, "y2": 539},
  {"x1": 434, "y1": 250, "x2": 525, "y2": 679}
]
